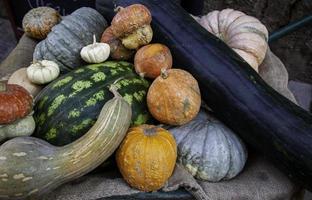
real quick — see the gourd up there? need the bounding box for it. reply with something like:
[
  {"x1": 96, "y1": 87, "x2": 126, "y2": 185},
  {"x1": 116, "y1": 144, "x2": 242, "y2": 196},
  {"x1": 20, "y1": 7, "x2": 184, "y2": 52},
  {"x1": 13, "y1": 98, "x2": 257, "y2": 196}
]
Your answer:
[
  {"x1": 147, "y1": 69, "x2": 201, "y2": 125},
  {"x1": 33, "y1": 7, "x2": 107, "y2": 73},
  {"x1": 0, "y1": 87, "x2": 131, "y2": 199},
  {"x1": 193, "y1": 9, "x2": 268, "y2": 71},
  {"x1": 80, "y1": 35, "x2": 110, "y2": 63},
  {"x1": 111, "y1": 4, "x2": 153, "y2": 49},
  {"x1": 22, "y1": 7, "x2": 61, "y2": 40},
  {"x1": 101, "y1": 26, "x2": 134, "y2": 60},
  {"x1": 116, "y1": 124, "x2": 177, "y2": 192},
  {"x1": 27, "y1": 60, "x2": 60, "y2": 84},
  {"x1": 0, "y1": 82, "x2": 33, "y2": 125},
  {"x1": 99, "y1": 0, "x2": 312, "y2": 190},
  {"x1": 0, "y1": 115, "x2": 36, "y2": 142},
  {"x1": 134, "y1": 43, "x2": 172, "y2": 78},
  {"x1": 34, "y1": 61, "x2": 150, "y2": 146},
  {"x1": 8, "y1": 68, "x2": 43, "y2": 97},
  {"x1": 169, "y1": 110, "x2": 247, "y2": 182}
]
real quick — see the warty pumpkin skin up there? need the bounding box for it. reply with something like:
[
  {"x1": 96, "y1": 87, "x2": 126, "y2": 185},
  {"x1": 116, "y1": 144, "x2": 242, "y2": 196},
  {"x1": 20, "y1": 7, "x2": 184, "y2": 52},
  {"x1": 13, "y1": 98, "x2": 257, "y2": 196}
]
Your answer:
[
  {"x1": 0, "y1": 82, "x2": 33, "y2": 125},
  {"x1": 22, "y1": 7, "x2": 61, "y2": 40},
  {"x1": 101, "y1": 26, "x2": 134, "y2": 60},
  {"x1": 33, "y1": 7, "x2": 107, "y2": 73},
  {"x1": 0, "y1": 88, "x2": 131, "y2": 199},
  {"x1": 169, "y1": 110, "x2": 247, "y2": 182},
  {"x1": 194, "y1": 9, "x2": 268, "y2": 71},
  {"x1": 147, "y1": 69, "x2": 201, "y2": 125},
  {"x1": 116, "y1": 125, "x2": 177, "y2": 192}
]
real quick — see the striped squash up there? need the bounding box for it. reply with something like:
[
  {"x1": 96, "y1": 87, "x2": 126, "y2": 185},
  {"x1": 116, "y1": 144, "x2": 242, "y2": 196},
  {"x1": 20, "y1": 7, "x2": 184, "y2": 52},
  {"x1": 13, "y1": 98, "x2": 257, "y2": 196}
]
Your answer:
[
  {"x1": 0, "y1": 89, "x2": 131, "y2": 199},
  {"x1": 34, "y1": 61, "x2": 150, "y2": 146}
]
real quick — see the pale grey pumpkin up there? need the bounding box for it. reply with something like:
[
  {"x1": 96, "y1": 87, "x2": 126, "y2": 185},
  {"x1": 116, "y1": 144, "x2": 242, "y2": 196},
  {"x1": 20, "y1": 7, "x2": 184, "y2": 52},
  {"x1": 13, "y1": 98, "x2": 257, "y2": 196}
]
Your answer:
[
  {"x1": 0, "y1": 88, "x2": 131, "y2": 199},
  {"x1": 169, "y1": 110, "x2": 247, "y2": 182},
  {"x1": 33, "y1": 7, "x2": 107, "y2": 73},
  {"x1": 0, "y1": 115, "x2": 35, "y2": 142}
]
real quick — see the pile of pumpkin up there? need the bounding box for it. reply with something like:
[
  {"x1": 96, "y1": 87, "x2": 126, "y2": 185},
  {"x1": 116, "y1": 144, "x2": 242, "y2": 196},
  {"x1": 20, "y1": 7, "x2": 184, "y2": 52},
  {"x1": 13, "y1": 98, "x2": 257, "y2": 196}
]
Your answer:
[{"x1": 0, "y1": 4, "x2": 268, "y2": 198}]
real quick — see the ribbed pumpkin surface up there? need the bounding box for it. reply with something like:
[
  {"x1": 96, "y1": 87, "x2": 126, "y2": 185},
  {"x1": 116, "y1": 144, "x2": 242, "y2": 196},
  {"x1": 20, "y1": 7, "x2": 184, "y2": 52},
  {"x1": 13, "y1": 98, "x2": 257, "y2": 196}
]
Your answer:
[{"x1": 34, "y1": 61, "x2": 150, "y2": 146}]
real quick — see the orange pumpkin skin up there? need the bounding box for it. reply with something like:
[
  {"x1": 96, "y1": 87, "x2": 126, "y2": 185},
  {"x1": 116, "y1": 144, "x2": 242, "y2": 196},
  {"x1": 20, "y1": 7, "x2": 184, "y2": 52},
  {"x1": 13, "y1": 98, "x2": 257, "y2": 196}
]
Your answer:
[
  {"x1": 147, "y1": 69, "x2": 201, "y2": 125},
  {"x1": 134, "y1": 43, "x2": 172, "y2": 78},
  {"x1": 116, "y1": 125, "x2": 177, "y2": 192},
  {"x1": 101, "y1": 26, "x2": 134, "y2": 60},
  {"x1": 0, "y1": 82, "x2": 33, "y2": 124},
  {"x1": 111, "y1": 4, "x2": 152, "y2": 38}
]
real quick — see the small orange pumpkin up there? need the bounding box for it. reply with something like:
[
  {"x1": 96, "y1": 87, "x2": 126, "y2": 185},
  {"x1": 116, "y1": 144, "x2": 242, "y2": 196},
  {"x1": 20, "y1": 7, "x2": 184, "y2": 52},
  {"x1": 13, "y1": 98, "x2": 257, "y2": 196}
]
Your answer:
[
  {"x1": 0, "y1": 82, "x2": 33, "y2": 124},
  {"x1": 134, "y1": 43, "x2": 173, "y2": 78},
  {"x1": 116, "y1": 125, "x2": 177, "y2": 192},
  {"x1": 147, "y1": 69, "x2": 201, "y2": 125}
]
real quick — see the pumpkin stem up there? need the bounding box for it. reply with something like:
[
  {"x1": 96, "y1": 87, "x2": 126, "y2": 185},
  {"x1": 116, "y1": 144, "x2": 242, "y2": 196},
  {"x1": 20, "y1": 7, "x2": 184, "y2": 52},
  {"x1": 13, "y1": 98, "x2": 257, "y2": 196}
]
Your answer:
[
  {"x1": 160, "y1": 68, "x2": 169, "y2": 79},
  {"x1": 93, "y1": 34, "x2": 97, "y2": 44},
  {"x1": 0, "y1": 82, "x2": 7, "y2": 92},
  {"x1": 143, "y1": 126, "x2": 158, "y2": 136},
  {"x1": 114, "y1": 6, "x2": 124, "y2": 12}
]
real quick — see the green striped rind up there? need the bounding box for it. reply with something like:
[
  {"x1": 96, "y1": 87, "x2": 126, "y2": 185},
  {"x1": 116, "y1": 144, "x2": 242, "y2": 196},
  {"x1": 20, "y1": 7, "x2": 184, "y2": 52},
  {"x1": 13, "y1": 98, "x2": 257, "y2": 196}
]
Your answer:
[{"x1": 34, "y1": 61, "x2": 151, "y2": 146}]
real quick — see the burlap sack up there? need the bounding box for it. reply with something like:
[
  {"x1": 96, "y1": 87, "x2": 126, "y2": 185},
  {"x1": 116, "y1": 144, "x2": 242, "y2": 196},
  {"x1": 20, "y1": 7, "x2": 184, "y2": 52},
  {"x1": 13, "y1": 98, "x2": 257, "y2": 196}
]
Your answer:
[{"x1": 0, "y1": 35, "x2": 302, "y2": 200}]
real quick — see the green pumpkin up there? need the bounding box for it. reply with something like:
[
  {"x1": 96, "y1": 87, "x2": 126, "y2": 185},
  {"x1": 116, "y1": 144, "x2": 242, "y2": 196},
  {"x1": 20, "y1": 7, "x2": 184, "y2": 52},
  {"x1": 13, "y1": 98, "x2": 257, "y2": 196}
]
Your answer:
[
  {"x1": 33, "y1": 7, "x2": 107, "y2": 73},
  {"x1": 34, "y1": 61, "x2": 151, "y2": 146}
]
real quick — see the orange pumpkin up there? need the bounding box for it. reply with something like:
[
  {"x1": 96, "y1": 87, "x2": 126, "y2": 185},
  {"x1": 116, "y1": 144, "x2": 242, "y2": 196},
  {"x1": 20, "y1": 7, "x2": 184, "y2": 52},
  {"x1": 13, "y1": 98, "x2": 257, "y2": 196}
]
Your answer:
[
  {"x1": 147, "y1": 69, "x2": 201, "y2": 125},
  {"x1": 134, "y1": 43, "x2": 172, "y2": 78},
  {"x1": 0, "y1": 82, "x2": 33, "y2": 124},
  {"x1": 116, "y1": 125, "x2": 177, "y2": 192}
]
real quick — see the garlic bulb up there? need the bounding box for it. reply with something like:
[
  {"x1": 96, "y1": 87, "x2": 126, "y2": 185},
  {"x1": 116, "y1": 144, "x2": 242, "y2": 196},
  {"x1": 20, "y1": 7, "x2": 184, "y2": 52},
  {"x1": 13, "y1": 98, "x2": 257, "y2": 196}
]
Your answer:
[
  {"x1": 27, "y1": 60, "x2": 60, "y2": 84},
  {"x1": 80, "y1": 35, "x2": 110, "y2": 63}
]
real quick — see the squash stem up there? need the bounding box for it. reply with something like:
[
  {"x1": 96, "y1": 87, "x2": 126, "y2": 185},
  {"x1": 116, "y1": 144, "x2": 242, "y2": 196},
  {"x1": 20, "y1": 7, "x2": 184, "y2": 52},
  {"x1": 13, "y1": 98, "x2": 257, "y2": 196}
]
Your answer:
[
  {"x1": 93, "y1": 34, "x2": 97, "y2": 44},
  {"x1": 109, "y1": 84, "x2": 122, "y2": 98},
  {"x1": 160, "y1": 68, "x2": 169, "y2": 79},
  {"x1": 0, "y1": 82, "x2": 7, "y2": 92}
]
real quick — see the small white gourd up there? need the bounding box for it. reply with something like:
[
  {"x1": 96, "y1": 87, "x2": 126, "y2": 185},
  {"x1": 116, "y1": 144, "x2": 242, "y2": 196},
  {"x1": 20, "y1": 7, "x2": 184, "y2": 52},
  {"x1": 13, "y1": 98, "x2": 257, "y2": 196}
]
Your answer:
[
  {"x1": 80, "y1": 35, "x2": 110, "y2": 63},
  {"x1": 27, "y1": 60, "x2": 60, "y2": 84}
]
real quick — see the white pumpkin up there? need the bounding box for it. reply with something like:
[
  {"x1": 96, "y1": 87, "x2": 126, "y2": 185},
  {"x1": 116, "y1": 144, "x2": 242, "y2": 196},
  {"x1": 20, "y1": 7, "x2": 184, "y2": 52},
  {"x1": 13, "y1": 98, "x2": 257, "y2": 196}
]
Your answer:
[
  {"x1": 194, "y1": 9, "x2": 268, "y2": 72},
  {"x1": 169, "y1": 110, "x2": 247, "y2": 182},
  {"x1": 27, "y1": 60, "x2": 60, "y2": 84},
  {"x1": 80, "y1": 35, "x2": 110, "y2": 63}
]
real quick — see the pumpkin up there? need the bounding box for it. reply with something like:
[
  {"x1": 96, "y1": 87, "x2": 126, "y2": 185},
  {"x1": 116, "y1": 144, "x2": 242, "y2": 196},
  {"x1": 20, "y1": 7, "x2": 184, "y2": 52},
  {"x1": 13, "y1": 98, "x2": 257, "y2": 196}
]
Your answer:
[
  {"x1": 169, "y1": 110, "x2": 248, "y2": 182},
  {"x1": 80, "y1": 35, "x2": 110, "y2": 63},
  {"x1": 33, "y1": 7, "x2": 107, "y2": 73},
  {"x1": 116, "y1": 124, "x2": 177, "y2": 192},
  {"x1": 147, "y1": 69, "x2": 201, "y2": 125},
  {"x1": 111, "y1": 4, "x2": 153, "y2": 49},
  {"x1": 134, "y1": 43, "x2": 172, "y2": 78},
  {"x1": 27, "y1": 60, "x2": 60, "y2": 84},
  {"x1": 22, "y1": 7, "x2": 61, "y2": 40},
  {"x1": 8, "y1": 68, "x2": 43, "y2": 97},
  {"x1": 101, "y1": 26, "x2": 134, "y2": 60},
  {"x1": 0, "y1": 115, "x2": 35, "y2": 142},
  {"x1": 0, "y1": 82, "x2": 33, "y2": 125},
  {"x1": 0, "y1": 87, "x2": 131, "y2": 199},
  {"x1": 34, "y1": 61, "x2": 151, "y2": 146},
  {"x1": 194, "y1": 9, "x2": 268, "y2": 71}
]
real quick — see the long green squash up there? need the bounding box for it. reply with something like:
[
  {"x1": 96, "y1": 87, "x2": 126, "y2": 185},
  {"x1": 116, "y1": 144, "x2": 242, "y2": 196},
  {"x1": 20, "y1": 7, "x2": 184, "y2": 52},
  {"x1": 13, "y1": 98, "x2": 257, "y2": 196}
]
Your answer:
[{"x1": 0, "y1": 88, "x2": 131, "y2": 199}]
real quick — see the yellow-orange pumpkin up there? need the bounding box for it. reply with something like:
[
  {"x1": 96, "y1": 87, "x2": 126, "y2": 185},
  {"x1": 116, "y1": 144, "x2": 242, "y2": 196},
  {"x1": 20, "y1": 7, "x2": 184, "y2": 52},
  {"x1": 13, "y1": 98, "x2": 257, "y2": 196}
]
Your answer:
[
  {"x1": 147, "y1": 69, "x2": 201, "y2": 125},
  {"x1": 116, "y1": 125, "x2": 177, "y2": 192}
]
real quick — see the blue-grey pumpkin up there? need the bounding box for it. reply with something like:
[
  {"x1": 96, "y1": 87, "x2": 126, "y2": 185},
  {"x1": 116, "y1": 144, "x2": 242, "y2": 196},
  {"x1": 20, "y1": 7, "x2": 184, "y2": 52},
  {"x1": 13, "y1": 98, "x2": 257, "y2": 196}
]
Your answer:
[
  {"x1": 33, "y1": 7, "x2": 107, "y2": 73},
  {"x1": 169, "y1": 110, "x2": 248, "y2": 182}
]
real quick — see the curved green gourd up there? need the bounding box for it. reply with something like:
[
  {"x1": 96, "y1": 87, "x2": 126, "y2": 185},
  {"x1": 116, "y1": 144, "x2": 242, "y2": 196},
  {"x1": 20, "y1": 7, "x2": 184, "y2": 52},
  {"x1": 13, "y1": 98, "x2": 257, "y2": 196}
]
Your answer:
[
  {"x1": 34, "y1": 61, "x2": 150, "y2": 146},
  {"x1": 33, "y1": 7, "x2": 107, "y2": 73},
  {"x1": 0, "y1": 90, "x2": 131, "y2": 199}
]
